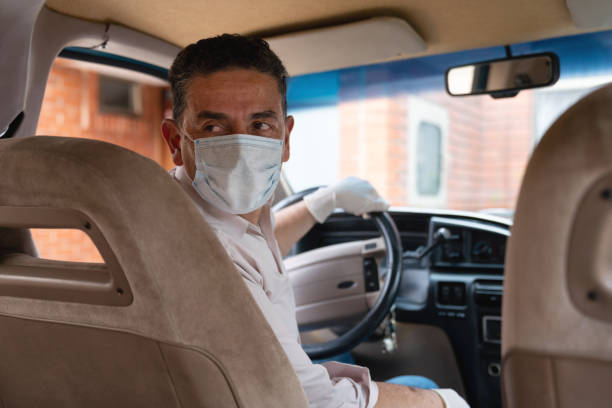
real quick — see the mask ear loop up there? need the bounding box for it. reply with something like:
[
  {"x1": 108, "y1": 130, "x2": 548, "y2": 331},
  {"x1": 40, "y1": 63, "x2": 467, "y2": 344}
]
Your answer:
[{"x1": 180, "y1": 130, "x2": 196, "y2": 146}]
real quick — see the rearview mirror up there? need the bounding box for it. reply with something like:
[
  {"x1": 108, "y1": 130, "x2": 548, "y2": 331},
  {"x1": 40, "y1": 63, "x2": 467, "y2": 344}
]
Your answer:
[{"x1": 446, "y1": 53, "x2": 560, "y2": 97}]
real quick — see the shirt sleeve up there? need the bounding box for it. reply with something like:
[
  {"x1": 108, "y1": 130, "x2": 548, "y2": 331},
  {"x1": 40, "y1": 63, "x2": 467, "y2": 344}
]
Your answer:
[
  {"x1": 212, "y1": 231, "x2": 377, "y2": 407},
  {"x1": 241, "y1": 273, "x2": 378, "y2": 408}
]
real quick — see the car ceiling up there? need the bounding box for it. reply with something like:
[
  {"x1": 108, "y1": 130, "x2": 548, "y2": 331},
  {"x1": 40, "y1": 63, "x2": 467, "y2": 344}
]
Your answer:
[{"x1": 45, "y1": 0, "x2": 607, "y2": 59}]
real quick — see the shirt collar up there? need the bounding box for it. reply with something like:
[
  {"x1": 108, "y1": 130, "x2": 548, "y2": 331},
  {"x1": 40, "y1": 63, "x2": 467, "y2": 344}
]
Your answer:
[{"x1": 174, "y1": 166, "x2": 272, "y2": 239}]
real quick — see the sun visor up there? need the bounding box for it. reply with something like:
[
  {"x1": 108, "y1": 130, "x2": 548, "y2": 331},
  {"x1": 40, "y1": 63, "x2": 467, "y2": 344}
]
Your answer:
[
  {"x1": 266, "y1": 17, "x2": 426, "y2": 76},
  {"x1": 566, "y1": 0, "x2": 612, "y2": 29}
]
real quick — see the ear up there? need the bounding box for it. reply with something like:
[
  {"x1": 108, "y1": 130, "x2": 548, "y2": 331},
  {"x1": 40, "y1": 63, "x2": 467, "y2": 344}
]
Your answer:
[
  {"x1": 161, "y1": 119, "x2": 184, "y2": 166},
  {"x1": 282, "y1": 115, "x2": 294, "y2": 163}
]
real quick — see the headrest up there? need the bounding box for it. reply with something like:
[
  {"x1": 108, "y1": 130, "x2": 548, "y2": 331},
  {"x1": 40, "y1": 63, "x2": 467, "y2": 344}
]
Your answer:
[{"x1": 503, "y1": 82, "x2": 612, "y2": 359}]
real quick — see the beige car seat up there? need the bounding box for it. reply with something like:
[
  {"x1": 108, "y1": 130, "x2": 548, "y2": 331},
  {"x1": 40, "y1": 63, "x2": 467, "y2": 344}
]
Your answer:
[
  {"x1": 502, "y1": 84, "x2": 612, "y2": 407},
  {"x1": 0, "y1": 136, "x2": 307, "y2": 407}
]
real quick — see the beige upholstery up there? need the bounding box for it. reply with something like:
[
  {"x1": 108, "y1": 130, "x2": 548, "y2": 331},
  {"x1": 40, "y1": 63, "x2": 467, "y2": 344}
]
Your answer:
[
  {"x1": 502, "y1": 83, "x2": 612, "y2": 407},
  {"x1": 0, "y1": 136, "x2": 308, "y2": 407}
]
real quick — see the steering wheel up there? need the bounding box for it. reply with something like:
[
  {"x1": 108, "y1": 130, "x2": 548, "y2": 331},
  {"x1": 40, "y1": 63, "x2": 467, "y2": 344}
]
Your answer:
[{"x1": 273, "y1": 187, "x2": 403, "y2": 360}]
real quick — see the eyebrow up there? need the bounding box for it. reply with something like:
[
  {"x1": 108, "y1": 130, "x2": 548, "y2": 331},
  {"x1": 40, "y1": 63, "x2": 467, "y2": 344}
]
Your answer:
[
  {"x1": 196, "y1": 110, "x2": 280, "y2": 122},
  {"x1": 251, "y1": 110, "x2": 279, "y2": 120},
  {"x1": 196, "y1": 110, "x2": 228, "y2": 120}
]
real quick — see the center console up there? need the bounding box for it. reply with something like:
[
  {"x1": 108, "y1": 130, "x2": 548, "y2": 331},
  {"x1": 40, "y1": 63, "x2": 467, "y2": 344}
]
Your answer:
[{"x1": 397, "y1": 216, "x2": 508, "y2": 408}]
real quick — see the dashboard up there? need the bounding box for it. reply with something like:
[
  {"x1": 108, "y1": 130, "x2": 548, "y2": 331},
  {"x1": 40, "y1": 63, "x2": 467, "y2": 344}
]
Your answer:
[
  {"x1": 430, "y1": 217, "x2": 508, "y2": 269},
  {"x1": 291, "y1": 209, "x2": 510, "y2": 408}
]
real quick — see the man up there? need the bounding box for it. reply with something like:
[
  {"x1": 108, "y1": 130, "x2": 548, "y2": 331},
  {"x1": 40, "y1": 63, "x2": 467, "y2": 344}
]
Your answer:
[{"x1": 161, "y1": 34, "x2": 468, "y2": 408}]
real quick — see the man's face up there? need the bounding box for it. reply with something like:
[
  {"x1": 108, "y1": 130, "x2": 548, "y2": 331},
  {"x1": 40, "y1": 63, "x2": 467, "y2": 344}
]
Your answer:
[{"x1": 163, "y1": 68, "x2": 293, "y2": 180}]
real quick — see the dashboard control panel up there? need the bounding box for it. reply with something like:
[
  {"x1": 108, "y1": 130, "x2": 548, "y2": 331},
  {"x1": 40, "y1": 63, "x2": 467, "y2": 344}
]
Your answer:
[
  {"x1": 474, "y1": 281, "x2": 503, "y2": 307},
  {"x1": 437, "y1": 281, "x2": 467, "y2": 306},
  {"x1": 430, "y1": 217, "x2": 509, "y2": 272},
  {"x1": 483, "y1": 316, "x2": 502, "y2": 344},
  {"x1": 363, "y1": 257, "x2": 380, "y2": 292}
]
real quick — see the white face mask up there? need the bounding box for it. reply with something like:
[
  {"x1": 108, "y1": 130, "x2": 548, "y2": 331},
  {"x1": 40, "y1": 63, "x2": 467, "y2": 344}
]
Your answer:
[{"x1": 184, "y1": 133, "x2": 284, "y2": 214}]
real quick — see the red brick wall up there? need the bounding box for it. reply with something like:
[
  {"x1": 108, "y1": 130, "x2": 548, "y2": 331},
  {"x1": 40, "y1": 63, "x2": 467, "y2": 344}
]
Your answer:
[
  {"x1": 427, "y1": 91, "x2": 485, "y2": 211},
  {"x1": 386, "y1": 96, "x2": 410, "y2": 205},
  {"x1": 477, "y1": 92, "x2": 532, "y2": 210},
  {"x1": 30, "y1": 229, "x2": 104, "y2": 263},
  {"x1": 33, "y1": 58, "x2": 172, "y2": 262}
]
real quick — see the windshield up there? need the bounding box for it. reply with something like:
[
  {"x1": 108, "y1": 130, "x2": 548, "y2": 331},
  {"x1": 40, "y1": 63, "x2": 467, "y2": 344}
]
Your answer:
[{"x1": 284, "y1": 29, "x2": 612, "y2": 216}]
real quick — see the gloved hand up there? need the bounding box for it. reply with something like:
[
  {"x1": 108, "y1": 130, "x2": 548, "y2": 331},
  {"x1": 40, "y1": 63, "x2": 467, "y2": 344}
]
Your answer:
[
  {"x1": 432, "y1": 389, "x2": 471, "y2": 408},
  {"x1": 303, "y1": 176, "x2": 390, "y2": 223}
]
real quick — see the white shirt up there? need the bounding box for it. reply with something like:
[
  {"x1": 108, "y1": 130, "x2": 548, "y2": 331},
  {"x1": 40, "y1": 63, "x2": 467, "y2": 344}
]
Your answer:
[{"x1": 172, "y1": 166, "x2": 378, "y2": 408}]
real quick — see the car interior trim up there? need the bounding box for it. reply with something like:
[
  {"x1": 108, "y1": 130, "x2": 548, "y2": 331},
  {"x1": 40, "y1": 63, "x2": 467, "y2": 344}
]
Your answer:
[
  {"x1": 14, "y1": 6, "x2": 178, "y2": 139},
  {"x1": 567, "y1": 172, "x2": 612, "y2": 323},
  {"x1": 59, "y1": 47, "x2": 169, "y2": 81},
  {"x1": 0, "y1": 0, "x2": 45, "y2": 134},
  {"x1": 429, "y1": 217, "x2": 511, "y2": 238},
  {"x1": 266, "y1": 16, "x2": 426, "y2": 76},
  {"x1": 45, "y1": 0, "x2": 597, "y2": 66},
  {"x1": 0, "y1": 206, "x2": 133, "y2": 306},
  {"x1": 391, "y1": 206, "x2": 512, "y2": 227},
  {"x1": 566, "y1": 0, "x2": 612, "y2": 29}
]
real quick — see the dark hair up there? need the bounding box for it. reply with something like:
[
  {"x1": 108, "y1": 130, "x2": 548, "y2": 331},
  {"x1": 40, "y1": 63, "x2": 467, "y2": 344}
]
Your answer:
[{"x1": 168, "y1": 34, "x2": 288, "y2": 121}]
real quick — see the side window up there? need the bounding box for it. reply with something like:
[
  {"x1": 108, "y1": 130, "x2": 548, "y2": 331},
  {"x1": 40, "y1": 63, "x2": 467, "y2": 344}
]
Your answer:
[
  {"x1": 37, "y1": 57, "x2": 172, "y2": 167},
  {"x1": 35, "y1": 56, "x2": 174, "y2": 262},
  {"x1": 407, "y1": 97, "x2": 448, "y2": 207}
]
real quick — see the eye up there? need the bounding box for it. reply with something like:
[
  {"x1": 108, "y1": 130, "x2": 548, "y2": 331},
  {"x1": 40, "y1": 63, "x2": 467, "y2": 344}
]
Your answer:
[
  {"x1": 203, "y1": 123, "x2": 223, "y2": 133},
  {"x1": 252, "y1": 121, "x2": 272, "y2": 131}
]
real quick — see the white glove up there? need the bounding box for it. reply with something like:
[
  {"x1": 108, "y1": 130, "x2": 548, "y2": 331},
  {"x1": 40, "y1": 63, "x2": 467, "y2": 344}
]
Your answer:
[
  {"x1": 303, "y1": 177, "x2": 390, "y2": 223},
  {"x1": 432, "y1": 389, "x2": 471, "y2": 408}
]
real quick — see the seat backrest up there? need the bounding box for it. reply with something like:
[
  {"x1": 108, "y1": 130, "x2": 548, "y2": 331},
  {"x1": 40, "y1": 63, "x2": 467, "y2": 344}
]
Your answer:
[
  {"x1": 502, "y1": 84, "x2": 612, "y2": 407},
  {"x1": 0, "y1": 136, "x2": 308, "y2": 408}
]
